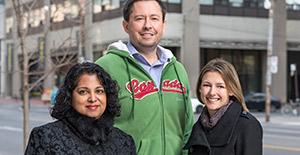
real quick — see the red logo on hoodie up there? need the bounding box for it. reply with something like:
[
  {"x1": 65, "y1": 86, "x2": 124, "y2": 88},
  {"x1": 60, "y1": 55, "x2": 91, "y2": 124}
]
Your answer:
[
  {"x1": 126, "y1": 79, "x2": 186, "y2": 100},
  {"x1": 162, "y1": 79, "x2": 186, "y2": 94},
  {"x1": 126, "y1": 79, "x2": 159, "y2": 100}
]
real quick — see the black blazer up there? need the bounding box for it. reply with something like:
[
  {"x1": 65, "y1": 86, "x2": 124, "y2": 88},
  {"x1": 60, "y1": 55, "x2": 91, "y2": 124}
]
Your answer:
[{"x1": 184, "y1": 101, "x2": 263, "y2": 155}]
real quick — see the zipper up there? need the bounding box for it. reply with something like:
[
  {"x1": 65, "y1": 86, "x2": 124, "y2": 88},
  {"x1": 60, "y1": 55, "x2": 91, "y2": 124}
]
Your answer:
[
  {"x1": 159, "y1": 61, "x2": 174, "y2": 155},
  {"x1": 158, "y1": 91, "x2": 165, "y2": 155}
]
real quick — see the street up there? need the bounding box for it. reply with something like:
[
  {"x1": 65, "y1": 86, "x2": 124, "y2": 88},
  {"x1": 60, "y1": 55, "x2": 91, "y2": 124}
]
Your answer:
[
  {"x1": 0, "y1": 102, "x2": 53, "y2": 155},
  {"x1": 1, "y1": 102, "x2": 300, "y2": 155}
]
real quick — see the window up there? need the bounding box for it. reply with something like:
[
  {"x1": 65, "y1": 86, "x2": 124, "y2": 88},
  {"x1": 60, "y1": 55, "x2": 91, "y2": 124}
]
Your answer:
[
  {"x1": 51, "y1": 0, "x2": 79, "y2": 23},
  {"x1": 6, "y1": 17, "x2": 13, "y2": 33},
  {"x1": 259, "y1": 0, "x2": 268, "y2": 9},
  {"x1": 201, "y1": 48, "x2": 263, "y2": 95},
  {"x1": 120, "y1": 0, "x2": 127, "y2": 7},
  {"x1": 200, "y1": 0, "x2": 213, "y2": 5},
  {"x1": 168, "y1": 0, "x2": 181, "y2": 3},
  {"x1": 229, "y1": 0, "x2": 243, "y2": 7},
  {"x1": 93, "y1": 0, "x2": 118, "y2": 14},
  {"x1": 51, "y1": 3, "x2": 65, "y2": 22},
  {"x1": 93, "y1": 0, "x2": 102, "y2": 14},
  {"x1": 29, "y1": 8, "x2": 45, "y2": 27},
  {"x1": 286, "y1": 0, "x2": 300, "y2": 11},
  {"x1": 244, "y1": 0, "x2": 258, "y2": 8},
  {"x1": 215, "y1": 0, "x2": 228, "y2": 6},
  {"x1": 161, "y1": 0, "x2": 181, "y2": 3}
]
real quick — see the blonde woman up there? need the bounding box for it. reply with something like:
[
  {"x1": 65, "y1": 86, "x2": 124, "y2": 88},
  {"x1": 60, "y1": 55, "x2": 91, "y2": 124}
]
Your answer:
[{"x1": 184, "y1": 59, "x2": 262, "y2": 155}]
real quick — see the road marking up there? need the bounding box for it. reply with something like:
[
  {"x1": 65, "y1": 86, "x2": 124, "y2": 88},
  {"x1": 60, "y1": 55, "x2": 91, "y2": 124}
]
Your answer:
[
  {"x1": 0, "y1": 126, "x2": 22, "y2": 132},
  {"x1": 264, "y1": 145, "x2": 300, "y2": 151}
]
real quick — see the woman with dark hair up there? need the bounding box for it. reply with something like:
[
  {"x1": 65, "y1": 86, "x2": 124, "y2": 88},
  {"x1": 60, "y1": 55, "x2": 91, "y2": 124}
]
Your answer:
[
  {"x1": 25, "y1": 62, "x2": 136, "y2": 154},
  {"x1": 184, "y1": 59, "x2": 262, "y2": 155}
]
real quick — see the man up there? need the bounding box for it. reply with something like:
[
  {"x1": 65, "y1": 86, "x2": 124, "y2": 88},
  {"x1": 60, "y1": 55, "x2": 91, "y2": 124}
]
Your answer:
[{"x1": 95, "y1": 0, "x2": 194, "y2": 154}]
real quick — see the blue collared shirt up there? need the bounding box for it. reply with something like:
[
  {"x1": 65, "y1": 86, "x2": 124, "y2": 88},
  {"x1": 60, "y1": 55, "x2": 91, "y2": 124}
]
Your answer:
[{"x1": 127, "y1": 42, "x2": 169, "y2": 89}]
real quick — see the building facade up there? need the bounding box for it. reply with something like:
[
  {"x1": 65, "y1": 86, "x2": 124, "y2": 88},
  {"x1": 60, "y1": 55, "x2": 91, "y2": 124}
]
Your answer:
[{"x1": 1, "y1": 0, "x2": 300, "y2": 102}]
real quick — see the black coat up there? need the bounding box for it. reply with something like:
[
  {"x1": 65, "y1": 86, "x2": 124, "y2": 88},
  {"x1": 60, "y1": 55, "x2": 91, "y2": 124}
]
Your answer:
[
  {"x1": 184, "y1": 101, "x2": 263, "y2": 155},
  {"x1": 25, "y1": 108, "x2": 136, "y2": 155}
]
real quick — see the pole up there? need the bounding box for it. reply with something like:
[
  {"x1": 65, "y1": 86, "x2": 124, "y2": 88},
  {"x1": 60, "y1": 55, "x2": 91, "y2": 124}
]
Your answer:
[
  {"x1": 266, "y1": 0, "x2": 274, "y2": 122},
  {"x1": 295, "y1": 67, "x2": 299, "y2": 101}
]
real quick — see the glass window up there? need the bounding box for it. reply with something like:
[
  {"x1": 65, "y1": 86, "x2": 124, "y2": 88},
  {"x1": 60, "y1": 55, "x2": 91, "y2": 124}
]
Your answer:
[
  {"x1": 201, "y1": 48, "x2": 263, "y2": 96},
  {"x1": 286, "y1": 0, "x2": 300, "y2": 11},
  {"x1": 93, "y1": 0, "x2": 102, "y2": 13},
  {"x1": 29, "y1": 8, "x2": 43, "y2": 27},
  {"x1": 229, "y1": 0, "x2": 243, "y2": 7},
  {"x1": 6, "y1": 17, "x2": 13, "y2": 33},
  {"x1": 258, "y1": 0, "x2": 265, "y2": 8},
  {"x1": 168, "y1": 0, "x2": 181, "y2": 3},
  {"x1": 200, "y1": 0, "x2": 213, "y2": 5},
  {"x1": 51, "y1": 3, "x2": 65, "y2": 22},
  {"x1": 215, "y1": 0, "x2": 228, "y2": 6},
  {"x1": 102, "y1": 0, "x2": 116, "y2": 11},
  {"x1": 120, "y1": 0, "x2": 127, "y2": 7},
  {"x1": 244, "y1": 0, "x2": 258, "y2": 8},
  {"x1": 51, "y1": 0, "x2": 79, "y2": 23}
]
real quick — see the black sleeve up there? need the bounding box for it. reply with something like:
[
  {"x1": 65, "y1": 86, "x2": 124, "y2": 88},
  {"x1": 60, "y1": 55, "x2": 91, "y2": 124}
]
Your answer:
[
  {"x1": 236, "y1": 115, "x2": 263, "y2": 155},
  {"x1": 25, "y1": 127, "x2": 48, "y2": 155}
]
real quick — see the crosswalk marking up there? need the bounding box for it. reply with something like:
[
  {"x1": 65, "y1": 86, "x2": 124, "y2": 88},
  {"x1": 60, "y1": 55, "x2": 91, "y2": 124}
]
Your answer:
[{"x1": 0, "y1": 126, "x2": 22, "y2": 132}]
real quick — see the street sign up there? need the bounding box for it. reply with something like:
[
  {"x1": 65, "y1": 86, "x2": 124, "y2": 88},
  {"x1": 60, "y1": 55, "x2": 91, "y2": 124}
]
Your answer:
[
  {"x1": 270, "y1": 56, "x2": 278, "y2": 74},
  {"x1": 290, "y1": 63, "x2": 296, "y2": 76}
]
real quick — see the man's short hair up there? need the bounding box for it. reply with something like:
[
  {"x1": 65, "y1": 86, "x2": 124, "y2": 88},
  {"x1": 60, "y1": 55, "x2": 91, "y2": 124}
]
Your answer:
[{"x1": 123, "y1": 0, "x2": 166, "y2": 22}]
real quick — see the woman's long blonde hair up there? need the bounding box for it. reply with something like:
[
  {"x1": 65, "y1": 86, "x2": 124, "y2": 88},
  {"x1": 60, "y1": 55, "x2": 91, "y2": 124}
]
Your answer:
[{"x1": 196, "y1": 58, "x2": 249, "y2": 112}]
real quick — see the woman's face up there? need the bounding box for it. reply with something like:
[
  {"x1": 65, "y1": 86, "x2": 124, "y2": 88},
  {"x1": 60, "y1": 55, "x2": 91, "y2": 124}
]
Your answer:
[
  {"x1": 200, "y1": 71, "x2": 232, "y2": 117},
  {"x1": 72, "y1": 74, "x2": 107, "y2": 119}
]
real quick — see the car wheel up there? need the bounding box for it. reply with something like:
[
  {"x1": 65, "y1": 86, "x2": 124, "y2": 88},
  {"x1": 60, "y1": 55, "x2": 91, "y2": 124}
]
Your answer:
[{"x1": 196, "y1": 105, "x2": 203, "y2": 114}]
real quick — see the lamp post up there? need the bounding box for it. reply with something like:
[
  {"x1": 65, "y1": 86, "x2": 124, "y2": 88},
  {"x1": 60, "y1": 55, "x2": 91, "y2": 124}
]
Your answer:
[{"x1": 265, "y1": 0, "x2": 274, "y2": 122}]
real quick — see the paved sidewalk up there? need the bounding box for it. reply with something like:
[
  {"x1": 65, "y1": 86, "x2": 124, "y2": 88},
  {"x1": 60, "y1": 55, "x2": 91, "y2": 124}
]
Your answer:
[
  {"x1": 0, "y1": 97, "x2": 49, "y2": 107},
  {"x1": 253, "y1": 112, "x2": 300, "y2": 126}
]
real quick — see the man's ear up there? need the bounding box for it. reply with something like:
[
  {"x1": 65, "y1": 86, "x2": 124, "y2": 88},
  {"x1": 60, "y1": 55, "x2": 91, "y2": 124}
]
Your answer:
[{"x1": 122, "y1": 20, "x2": 129, "y2": 34}]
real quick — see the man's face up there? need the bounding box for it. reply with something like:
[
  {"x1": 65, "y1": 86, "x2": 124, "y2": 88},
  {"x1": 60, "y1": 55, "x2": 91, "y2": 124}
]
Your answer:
[{"x1": 122, "y1": 1, "x2": 166, "y2": 51}]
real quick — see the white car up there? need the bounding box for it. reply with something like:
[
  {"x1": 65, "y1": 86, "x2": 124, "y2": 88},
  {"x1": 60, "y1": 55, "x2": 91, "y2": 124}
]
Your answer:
[{"x1": 191, "y1": 98, "x2": 205, "y2": 114}]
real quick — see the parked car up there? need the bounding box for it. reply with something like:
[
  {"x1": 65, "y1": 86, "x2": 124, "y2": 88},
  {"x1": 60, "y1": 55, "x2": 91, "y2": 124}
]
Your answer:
[
  {"x1": 244, "y1": 92, "x2": 281, "y2": 112},
  {"x1": 191, "y1": 98, "x2": 205, "y2": 114}
]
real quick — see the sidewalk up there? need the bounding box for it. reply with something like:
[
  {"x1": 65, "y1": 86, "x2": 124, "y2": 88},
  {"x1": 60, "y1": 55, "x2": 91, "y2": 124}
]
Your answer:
[
  {"x1": 0, "y1": 97, "x2": 49, "y2": 107},
  {"x1": 254, "y1": 112, "x2": 300, "y2": 127}
]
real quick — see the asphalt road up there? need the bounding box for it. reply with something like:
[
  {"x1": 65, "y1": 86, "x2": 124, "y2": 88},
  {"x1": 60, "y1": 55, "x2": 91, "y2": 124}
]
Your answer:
[{"x1": 1, "y1": 102, "x2": 300, "y2": 155}]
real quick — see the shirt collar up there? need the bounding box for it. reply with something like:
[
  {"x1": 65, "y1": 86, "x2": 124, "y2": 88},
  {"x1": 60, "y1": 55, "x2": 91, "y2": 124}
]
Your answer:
[{"x1": 126, "y1": 42, "x2": 169, "y2": 63}]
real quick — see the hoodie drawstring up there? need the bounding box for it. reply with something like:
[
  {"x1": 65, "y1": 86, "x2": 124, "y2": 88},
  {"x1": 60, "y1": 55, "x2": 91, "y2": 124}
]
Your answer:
[
  {"x1": 124, "y1": 58, "x2": 135, "y2": 120},
  {"x1": 173, "y1": 64, "x2": 189, "y2": 119}
]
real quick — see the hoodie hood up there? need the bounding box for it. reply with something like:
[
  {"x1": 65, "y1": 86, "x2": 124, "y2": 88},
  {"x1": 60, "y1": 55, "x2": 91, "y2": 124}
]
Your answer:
[{"x1": 107, "y1": 40, "x2": 175, "y2": 60}]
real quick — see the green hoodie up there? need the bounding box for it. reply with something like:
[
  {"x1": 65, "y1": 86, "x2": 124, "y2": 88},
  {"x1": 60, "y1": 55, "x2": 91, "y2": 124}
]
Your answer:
[{"x1": 95, "y1": 41, "x2": 194, "y2": 155}]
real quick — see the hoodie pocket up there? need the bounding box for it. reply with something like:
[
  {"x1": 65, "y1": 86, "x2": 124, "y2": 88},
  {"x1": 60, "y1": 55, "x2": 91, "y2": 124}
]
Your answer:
[
  {"x1": 136, "y1": 136, "x2": 162, "y2": 155},
  {"x1": 136, "y1": 136, "x2": 183, "y2": 155}
]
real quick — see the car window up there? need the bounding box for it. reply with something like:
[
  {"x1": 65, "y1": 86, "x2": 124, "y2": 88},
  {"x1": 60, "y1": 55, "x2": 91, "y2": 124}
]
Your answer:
[{"x1": 253, "y1": 96, "x2": 265, "y2": 100}]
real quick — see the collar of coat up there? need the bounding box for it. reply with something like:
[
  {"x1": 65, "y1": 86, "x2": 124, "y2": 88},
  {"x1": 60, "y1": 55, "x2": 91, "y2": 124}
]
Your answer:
[
  {"x1": 184, "y1": 100, "x2": 249, "y2": 149},
  {"x1": 62, "y1": 108, "x2": 114, "y2": 146}
]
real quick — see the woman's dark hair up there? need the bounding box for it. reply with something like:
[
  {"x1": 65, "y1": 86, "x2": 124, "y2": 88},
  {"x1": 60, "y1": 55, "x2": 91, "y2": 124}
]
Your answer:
[
  {"x1": 50, "y1": 62, "x2": 120, "y2": 119},
  {"x1": 123, "y1": 0, "x2": 166, "y2": 22}
]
